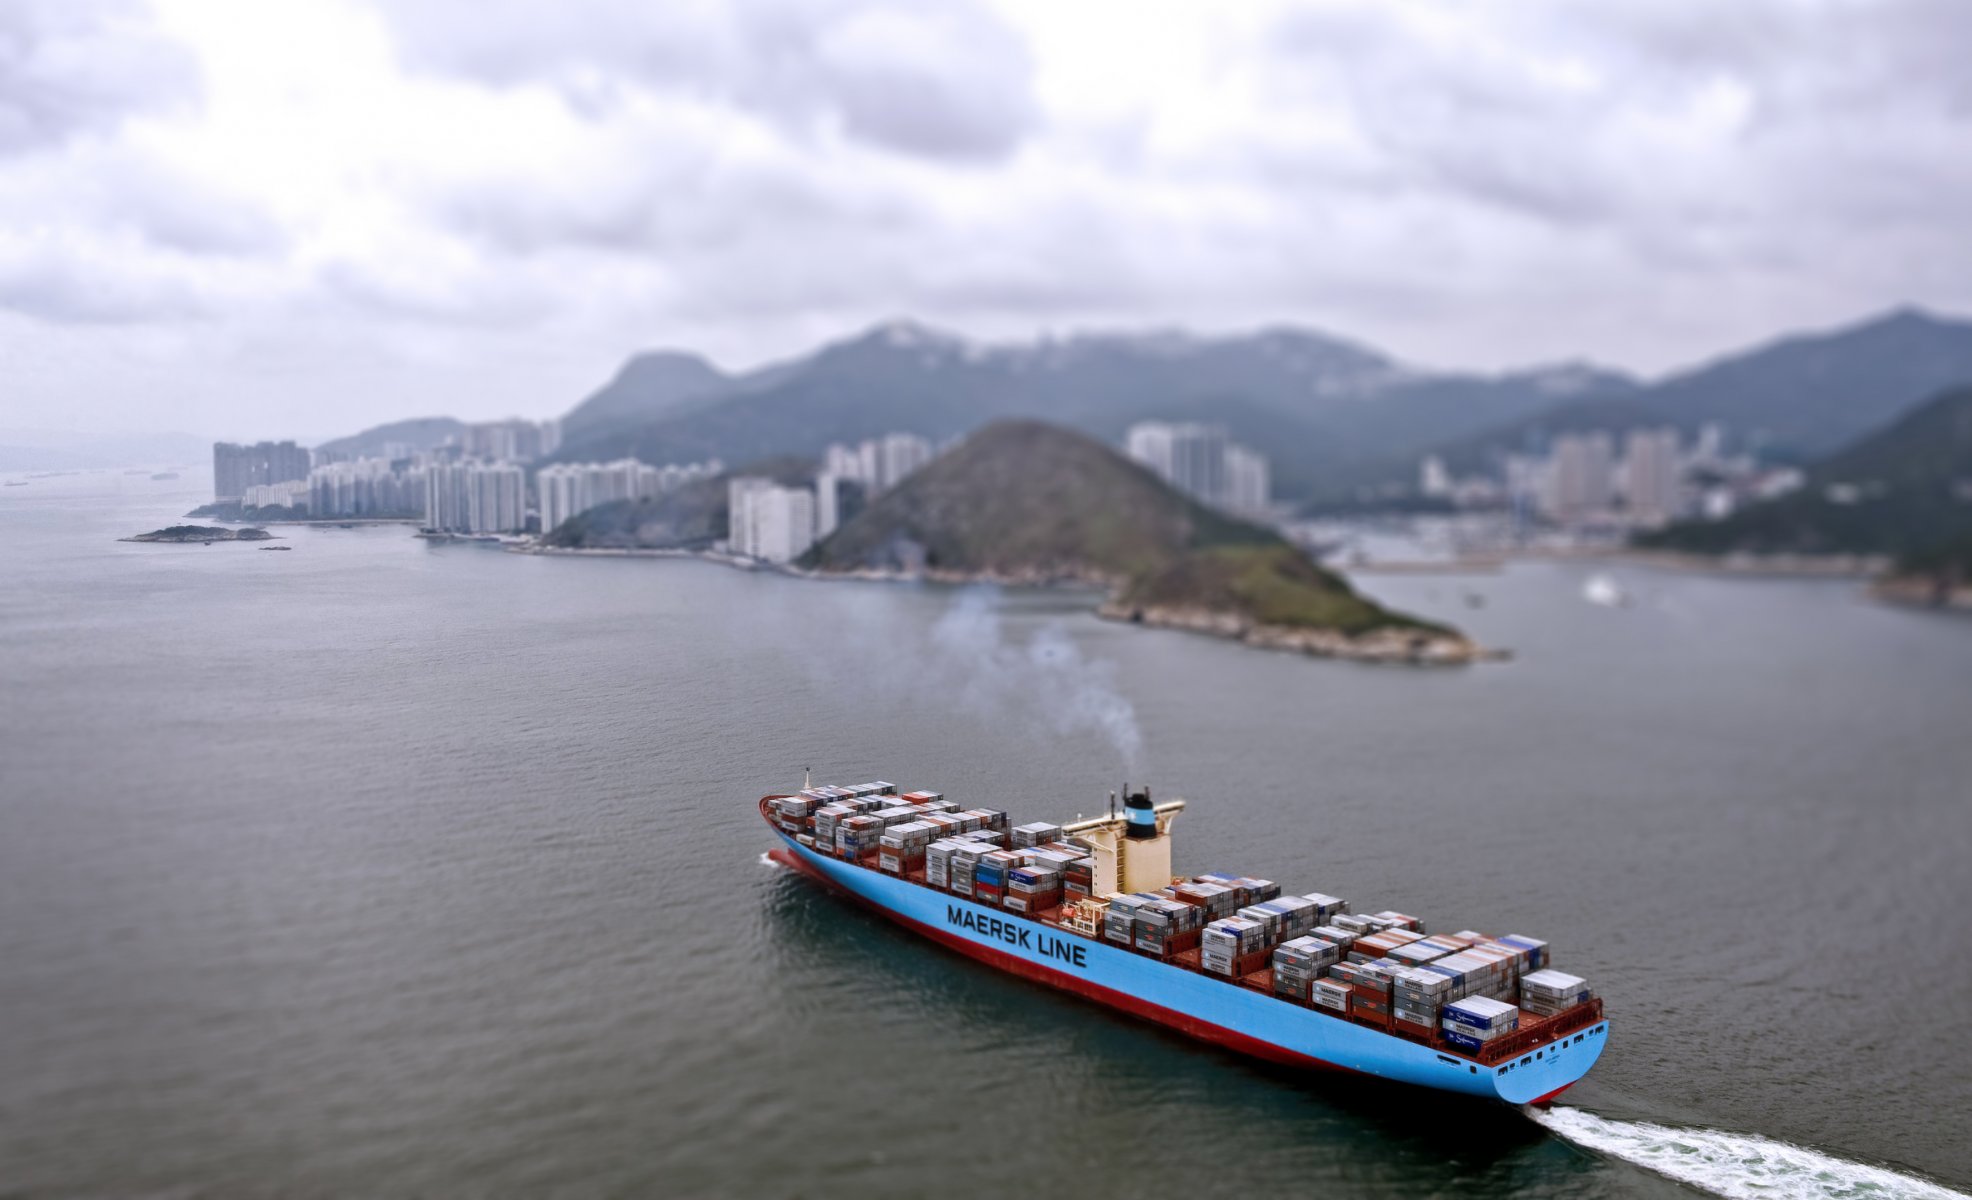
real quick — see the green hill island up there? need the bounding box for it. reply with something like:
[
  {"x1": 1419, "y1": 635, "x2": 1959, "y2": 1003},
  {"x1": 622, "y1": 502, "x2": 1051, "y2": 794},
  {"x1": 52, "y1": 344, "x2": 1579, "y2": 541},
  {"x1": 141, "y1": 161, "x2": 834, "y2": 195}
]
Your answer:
[{"x1": 804, "y1": 420, "x2": 1482, "y2": 664}]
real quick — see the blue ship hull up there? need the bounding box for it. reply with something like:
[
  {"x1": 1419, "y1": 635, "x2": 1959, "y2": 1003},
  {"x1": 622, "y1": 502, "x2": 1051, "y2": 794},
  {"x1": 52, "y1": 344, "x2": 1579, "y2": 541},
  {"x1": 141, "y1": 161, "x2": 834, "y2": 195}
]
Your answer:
[{"x1": 768, "y1": 819, "x2": 1609, "y2": 1104}]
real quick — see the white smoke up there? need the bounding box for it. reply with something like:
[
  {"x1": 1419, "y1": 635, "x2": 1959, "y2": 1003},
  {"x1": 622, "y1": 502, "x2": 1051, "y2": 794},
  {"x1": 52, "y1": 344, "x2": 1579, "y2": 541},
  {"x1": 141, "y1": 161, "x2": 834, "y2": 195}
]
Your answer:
[
  {"x1": 1528, "y1": 1106, "x2": 1969, "y2": 1200},
  {"x1": 924, "y1": 589, "x2": 1144, "y2": 771}
]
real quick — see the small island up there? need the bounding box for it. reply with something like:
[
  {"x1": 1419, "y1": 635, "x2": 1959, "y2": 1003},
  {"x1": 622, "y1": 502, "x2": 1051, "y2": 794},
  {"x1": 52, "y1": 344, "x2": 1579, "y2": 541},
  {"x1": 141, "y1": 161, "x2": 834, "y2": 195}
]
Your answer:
[
  {"x1": 805, "y1": 420, "x2": 1485, "y2": 665},
  {"x1": 121, "y1": 525, "x2": 276, "y2": 543}
]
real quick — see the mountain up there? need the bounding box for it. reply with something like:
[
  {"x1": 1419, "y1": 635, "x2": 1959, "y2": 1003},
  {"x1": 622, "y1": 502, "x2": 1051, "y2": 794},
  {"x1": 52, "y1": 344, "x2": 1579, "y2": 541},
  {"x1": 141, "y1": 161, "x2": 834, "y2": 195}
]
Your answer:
[
  {"x1": 1422, "y1": 309, "x2": 1972, "y2": 481},
  {"x1": 313, "y1": 416, "x2": 466, "y2": 460},
  {"x1": 558, "y1": 350, "x2": 735, "y2": 445},
  {"x1": 1635, "y1": 384, "x2": 1972, "y2": 560},
  {"x1": 807, "y1": 419, "x2": 1477, "y2": 662},
  {"x1": 545, "y1": 320, "x2": 1631, "y2": 501}
]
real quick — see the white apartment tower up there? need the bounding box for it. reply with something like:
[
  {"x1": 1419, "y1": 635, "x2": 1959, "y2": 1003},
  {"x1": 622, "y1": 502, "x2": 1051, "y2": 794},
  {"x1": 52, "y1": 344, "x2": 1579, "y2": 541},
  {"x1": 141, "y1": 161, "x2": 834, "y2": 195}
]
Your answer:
[
  {"x1": 728, "y1": 477, "x2": 819, "y2": 564},
  {"x1": 1124, "y1": 421, "x2": 1271, "y2": 516},
  {"x1": 1623, "y1": 428, "x2": 1682, "y2": 526},
  {"x1": 1544, "y1": 433, "x2": 1615, "y2": 521}
]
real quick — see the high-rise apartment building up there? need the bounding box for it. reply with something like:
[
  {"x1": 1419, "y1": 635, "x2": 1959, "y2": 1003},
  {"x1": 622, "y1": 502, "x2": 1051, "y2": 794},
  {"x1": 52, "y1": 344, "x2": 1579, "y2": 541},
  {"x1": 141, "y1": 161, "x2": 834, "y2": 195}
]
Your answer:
[
  {"x1": 459, "y1": 419, "x2": 559, "y2": 464},
  {"x1": 728, "y1": 477, "x2": 820, "y2": 564},
  {"x1": 536, "y1": 457, "x2": 722, "y2": 533},
  {"x1": 308, "y1": 458, "x2": 426, "y2": 518},
  {"x1": 1622, "y1": 428, "x2": 1681, "y2": 526},
  {"x1": 1124, "y1": 422, "x2": 1271, "y2": 515},
  {"x1": 213, "y1": 441, "x2": 311, "y2": 501},
  {"x1": 425, "y1": 461, "x2": 525, "y2": 533},
  {"x1": 822, "y1": 432, "x2": 937, "y2": 495},
  {"x1": 1545, "y1": 432, "x2": 1615, "y2": 521}
]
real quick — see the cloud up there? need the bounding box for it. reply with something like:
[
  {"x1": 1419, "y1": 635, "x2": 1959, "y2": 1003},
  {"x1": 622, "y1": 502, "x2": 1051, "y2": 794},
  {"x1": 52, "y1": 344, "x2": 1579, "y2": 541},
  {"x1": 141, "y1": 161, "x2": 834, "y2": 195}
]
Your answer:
[
  {"x1": 0, "y1": 0, "x2": 1969, "y2": 438},
  {"x1": 0, "y1": 0, "x2": 197, "y2": 155},
  {"x1": 378, "y1": 0, "x2": 1039, "y2": 162}
]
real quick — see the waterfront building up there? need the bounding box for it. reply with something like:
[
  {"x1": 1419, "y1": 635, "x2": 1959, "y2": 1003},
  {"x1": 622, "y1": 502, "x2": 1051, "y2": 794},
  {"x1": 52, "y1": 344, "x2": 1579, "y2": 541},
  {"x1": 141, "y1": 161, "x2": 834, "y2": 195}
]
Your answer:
[
  {"x1": 729, "y1": 477, "x2": 819, "y2": 564},
  {"x1": 536, "y1": 457, "x2": 723, "y2": 534},
  {"x1": 459, "y1": 419, "x2": 560, "y2": 463},
  {"x1": 308, "y1": 458, "x2": 426, "y2": 518},
  {"x1": 424, "y1": 460, "x2": 525, "y2": 533},
  {"x1": 213, "y1": 441, "x2": 311, "y2": 502},
  {"x1": 1622, "y1": 428, "x2": 1682, "y2": 526},
  {"x1": 241, "y1": 480, "x2": 309, "y2": 512},
  {"x1": 1544, "y1": 432, "x2": 1615, "y2": 521},
  {"x1": 822, "y1": 432, "x2": 936, "y2": 495},
  {"x1": 1419, "y1": 455, "x2": 1454, "y2": 499},
  {"x1": 814, "y1": 473, "x2": 841, "y2": 540},
  {"x1": 1124, "y1": 421, "x2": 1271, "y2": 516}
]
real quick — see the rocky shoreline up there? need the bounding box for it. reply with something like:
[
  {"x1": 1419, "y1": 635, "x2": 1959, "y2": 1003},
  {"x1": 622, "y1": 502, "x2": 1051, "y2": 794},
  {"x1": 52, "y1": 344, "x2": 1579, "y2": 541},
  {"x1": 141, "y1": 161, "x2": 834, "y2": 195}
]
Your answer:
[
  {"x1": 1872, "y1": 574, "x2": 1972, "y2": 613},
  {"x1": 518, "y1": 542, "x2": 1492, "y2": 665},
  {"x1": 1095, "y1": 600, "x2": 1495, "y2": 665}
]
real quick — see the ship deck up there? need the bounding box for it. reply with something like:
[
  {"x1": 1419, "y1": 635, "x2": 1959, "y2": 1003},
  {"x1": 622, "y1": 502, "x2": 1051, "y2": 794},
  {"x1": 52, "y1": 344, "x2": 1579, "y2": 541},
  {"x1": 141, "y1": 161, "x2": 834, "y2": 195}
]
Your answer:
[{"x1": 766, "y1": 797, "x2": 1604, "y2": 1069}]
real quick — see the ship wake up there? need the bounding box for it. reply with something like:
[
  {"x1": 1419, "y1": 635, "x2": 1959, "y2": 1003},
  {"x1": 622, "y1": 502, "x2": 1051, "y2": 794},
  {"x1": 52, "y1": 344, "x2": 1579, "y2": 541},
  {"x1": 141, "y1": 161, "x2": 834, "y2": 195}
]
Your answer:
[{"x1": 1528, "y1": 1106, "x2": 1968, "y2": 1200}]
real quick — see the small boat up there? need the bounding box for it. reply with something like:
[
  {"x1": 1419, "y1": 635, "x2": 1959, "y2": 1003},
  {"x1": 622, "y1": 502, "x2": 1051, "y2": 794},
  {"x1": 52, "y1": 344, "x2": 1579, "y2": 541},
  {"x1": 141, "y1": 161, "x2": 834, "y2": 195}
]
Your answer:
[{"x1": 1583, "y1": 574, "x2": 1631, "y2": 608}]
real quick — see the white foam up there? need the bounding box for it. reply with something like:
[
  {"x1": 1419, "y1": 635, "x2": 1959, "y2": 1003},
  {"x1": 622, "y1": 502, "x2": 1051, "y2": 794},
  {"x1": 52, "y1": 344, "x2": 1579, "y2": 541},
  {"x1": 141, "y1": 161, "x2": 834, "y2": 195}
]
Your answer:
[
  {"x1": 1529, "y1": 1106, "x2": 1968, "y2": 1200},
  {"x1": 759, "y1": 851, "x2": 786, "y2": 870}
]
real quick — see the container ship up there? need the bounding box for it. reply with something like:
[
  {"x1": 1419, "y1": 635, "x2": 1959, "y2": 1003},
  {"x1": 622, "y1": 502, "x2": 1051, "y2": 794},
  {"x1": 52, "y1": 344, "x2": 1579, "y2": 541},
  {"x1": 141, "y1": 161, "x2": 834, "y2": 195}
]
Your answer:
[{"x1": 761, "y1": 780, "x2": 1609, "y2": 1104}]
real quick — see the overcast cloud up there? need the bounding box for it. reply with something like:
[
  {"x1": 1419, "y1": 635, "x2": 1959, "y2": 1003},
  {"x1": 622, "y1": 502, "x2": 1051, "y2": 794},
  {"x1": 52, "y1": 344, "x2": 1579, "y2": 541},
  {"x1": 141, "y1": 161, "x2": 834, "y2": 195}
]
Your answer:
[{"x1": 1, "y1": 0, "x2": 1969, "y2": 439}]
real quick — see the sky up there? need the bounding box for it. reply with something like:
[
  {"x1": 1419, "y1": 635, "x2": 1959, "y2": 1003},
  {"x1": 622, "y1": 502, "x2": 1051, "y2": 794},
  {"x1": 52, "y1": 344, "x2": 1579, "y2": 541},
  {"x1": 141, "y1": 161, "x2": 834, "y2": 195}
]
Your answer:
[{"x1": 2, "y1": 0, "x2": 1970, "y2": 440}]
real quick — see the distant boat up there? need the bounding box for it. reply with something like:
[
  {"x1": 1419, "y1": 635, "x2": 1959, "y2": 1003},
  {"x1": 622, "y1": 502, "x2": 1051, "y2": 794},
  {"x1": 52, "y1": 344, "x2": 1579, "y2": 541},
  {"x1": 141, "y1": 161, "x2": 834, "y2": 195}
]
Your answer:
[
  {"x1": 1583, "y1": 573, "x2": 1631, "y2": 608},
  {"x1": 151, "y1": 472, "x2": 180, "y2": 481}
]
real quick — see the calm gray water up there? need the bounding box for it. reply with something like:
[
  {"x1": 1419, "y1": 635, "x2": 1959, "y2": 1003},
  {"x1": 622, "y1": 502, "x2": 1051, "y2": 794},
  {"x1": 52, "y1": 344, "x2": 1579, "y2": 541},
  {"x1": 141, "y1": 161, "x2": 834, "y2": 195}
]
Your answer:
[{"x1": 4, "y1": 472, "x2": 1971, "y2": 1199}]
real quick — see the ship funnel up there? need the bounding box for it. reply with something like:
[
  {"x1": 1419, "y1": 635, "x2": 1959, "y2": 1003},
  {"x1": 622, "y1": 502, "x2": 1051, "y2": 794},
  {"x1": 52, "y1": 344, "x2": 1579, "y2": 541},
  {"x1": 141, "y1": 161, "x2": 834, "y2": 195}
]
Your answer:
[{"x1": 1124, "y1": 787, "x2": 1157, "y2": 840}]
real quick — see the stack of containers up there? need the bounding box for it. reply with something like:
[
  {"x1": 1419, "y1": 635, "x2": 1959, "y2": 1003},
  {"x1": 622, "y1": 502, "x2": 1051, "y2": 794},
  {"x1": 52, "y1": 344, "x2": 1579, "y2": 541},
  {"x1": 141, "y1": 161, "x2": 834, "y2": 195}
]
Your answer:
[
  {"x1": 773, "y1": 793, "x2": 821, "y2": 834},
  {"x1": 1332, "y1": 913, "x2": 1377, "y2": 936},
  {"x1": 1261, "y1": 896, "x2": 1320, "y2": 942},
  {"x1": 1498, "y1": 935, "x2": 1550, "y2": 972},
  {"x1": 1011, "y1": 822, "x2": 1064, "y2": 848},
  {"x1": 900, "y1": 790, "x2": 945, "y2": 806},
  {"x1": 950, "y1": 842, "x2": 986, "y2": 897},
  {"x1": 1311, "y1": 978, "x2": 1353, "y2": 1016},
  {"x1": 1175, "y1": 881, "x2": 1239, "y2": 920},
  {"x1": 1441, "y1": 996, "x2": 1520, "y2": 1055},
  {"x1": 1373, "y1": 910, "x2": 1425, "y2": 933},
  {"x1": 1519, "y1": 969, "x2": 1592, "y2": 1017},
  {"x1": 837, "y1": 814, "x2": 885, "y2": 860},
  {"x1": 1271, "y1": 936, "x2": 1342, "y2": 1000},
  {"x1": 967, "y1": 808, "x2": 1010, "y2": 835},
  {"x1": 1332, "y1": 961, "x2": 1393, "y2": 1025},
  {"x1": 879, "y1": 821, "x2": 935, "y2": 875},
  {"x1": 1064, "y1": 857, "x2": 1095, "y2": 902},
  {"x1": 1352, "y1": 929, "x2": 1424, "y2": 962},
  {"x1": 1235, "y1": 903, "x2": 1286, "y2": 949},
  {"x1": 1390, "y1": 966, "x2": 1453, "y2": 1036},
  {"x1": 812, "y1": 802, "x2": 856, "y2": 850},
  {"x1": 974, "y1": 849, "x2": 1021, "y2": 905},
  {"x1": 921, "y1": 812, "x2": 965, "y2": 841},
  {"x1": 1005, "y1": 863, "x2": 1064, "y2": 914},
  {"x1": 1134, "y1": 898, "x2": 1202, "y2": 959},
  {"x1": 925, "y1": 839, "x2": 969, "y2": 889},
  {"x1": 1311, "y1": 924, "x2": 1359, "y2": 955},
  {"x1": 844, "y1": 781, "x2": 897, "y2": 799},
  {"x1": 1301, "y1": 893, "x2": 1350, "y2": 923},
  {"x1": 1388, "y1": 941, "x2": 1451, "y2": 969},
  {"x1": 1105, "y1": 894, "x2": 1153, "y2": 947},
  {"x1": 871, "y1": 804, "x2": 921, "y2": 829},
  {"x1": 1239, "y1": 878, "x2": 1283, "y2": 904},
  {"x1": 1201, "y1": 916, "x2": 1271, "y2": 977}
]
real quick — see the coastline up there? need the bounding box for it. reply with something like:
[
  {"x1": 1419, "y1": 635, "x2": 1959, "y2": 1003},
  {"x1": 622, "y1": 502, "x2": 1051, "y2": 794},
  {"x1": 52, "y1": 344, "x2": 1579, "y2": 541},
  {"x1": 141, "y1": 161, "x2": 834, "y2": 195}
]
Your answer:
[{"x1": 514, "y1": 540, "x2": 1494, "y2": 665}]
